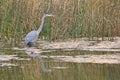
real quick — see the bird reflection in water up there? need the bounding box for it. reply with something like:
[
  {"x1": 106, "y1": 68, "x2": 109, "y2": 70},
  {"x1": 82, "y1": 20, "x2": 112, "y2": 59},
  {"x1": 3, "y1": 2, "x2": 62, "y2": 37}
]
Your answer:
[{"x1": 25, "y1": 47, "x2": 52, "y2": 73}]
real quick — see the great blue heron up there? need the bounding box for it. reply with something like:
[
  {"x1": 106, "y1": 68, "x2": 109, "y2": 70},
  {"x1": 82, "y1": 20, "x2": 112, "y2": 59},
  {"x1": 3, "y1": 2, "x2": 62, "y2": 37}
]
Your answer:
[{"x1": 25, "y1": 13, "x2": 54, "y2": 47}]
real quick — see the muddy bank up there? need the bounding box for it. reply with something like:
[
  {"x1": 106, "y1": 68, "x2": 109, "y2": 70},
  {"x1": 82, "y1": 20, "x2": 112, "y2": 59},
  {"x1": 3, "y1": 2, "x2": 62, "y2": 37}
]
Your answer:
[
  {"x1": 38, "y1": 37, "x2": 120, "y2": 51},
  {"x1": 42, "y1": 54, "x2": 120, "y2": 64}
]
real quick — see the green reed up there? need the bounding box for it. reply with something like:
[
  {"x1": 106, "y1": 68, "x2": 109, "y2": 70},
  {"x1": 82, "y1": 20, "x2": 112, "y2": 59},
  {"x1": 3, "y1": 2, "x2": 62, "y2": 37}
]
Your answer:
[{"x1": 0, "y1": 0, "x2": 119, "y2": 46}]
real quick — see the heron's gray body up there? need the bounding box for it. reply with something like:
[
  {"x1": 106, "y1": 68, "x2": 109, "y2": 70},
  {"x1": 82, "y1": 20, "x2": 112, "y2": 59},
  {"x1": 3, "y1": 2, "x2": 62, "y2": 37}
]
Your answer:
[
  {"x1": 25, "y1": 30, "x2": 39, "y2": 45},
  {"x1": 24, "y1": 13, "x2": 53, "y2": 47}
]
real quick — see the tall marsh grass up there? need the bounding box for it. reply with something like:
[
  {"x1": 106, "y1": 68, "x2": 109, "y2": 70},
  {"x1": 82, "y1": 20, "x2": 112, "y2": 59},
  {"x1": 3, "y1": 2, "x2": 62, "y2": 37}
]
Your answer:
[{"x1": 0, "y1": 0, "x2": 120, "y2": 46}]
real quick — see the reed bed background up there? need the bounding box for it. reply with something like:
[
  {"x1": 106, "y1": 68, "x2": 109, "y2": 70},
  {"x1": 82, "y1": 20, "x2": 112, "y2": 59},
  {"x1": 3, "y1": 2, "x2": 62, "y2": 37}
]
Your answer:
[
  {"x1": 0, "y1": 0, "x2": 120, "y2": 46},
  {"x1": 0, "y1": 1, "x2": 120, "y2": 80}
]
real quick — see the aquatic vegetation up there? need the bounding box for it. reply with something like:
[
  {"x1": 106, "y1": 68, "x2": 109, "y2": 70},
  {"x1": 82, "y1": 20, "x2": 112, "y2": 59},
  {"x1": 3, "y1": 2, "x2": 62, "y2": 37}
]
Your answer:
[
  {"x1": 0, "y1": 0, "x2": 120, "y2": 79},
  {"x1": 0, "y1": 0, "x2": 119, "y2": 46}
]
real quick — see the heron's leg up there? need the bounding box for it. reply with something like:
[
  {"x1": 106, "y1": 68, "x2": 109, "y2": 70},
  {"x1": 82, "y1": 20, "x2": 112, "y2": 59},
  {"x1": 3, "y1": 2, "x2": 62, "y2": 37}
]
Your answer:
[{"x1": 27, "y1": 42, "x2": 35, "y2": 47}]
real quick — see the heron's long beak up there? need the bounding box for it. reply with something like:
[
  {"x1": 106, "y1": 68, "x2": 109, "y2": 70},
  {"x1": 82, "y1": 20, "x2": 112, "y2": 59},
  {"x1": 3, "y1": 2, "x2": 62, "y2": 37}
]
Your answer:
[{"x1": 49, "y1": 14, "x2": 54, "y2": 17}]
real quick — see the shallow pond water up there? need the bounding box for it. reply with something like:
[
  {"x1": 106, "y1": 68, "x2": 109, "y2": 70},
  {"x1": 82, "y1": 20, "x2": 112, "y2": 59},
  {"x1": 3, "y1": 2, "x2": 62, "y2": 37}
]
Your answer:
[{"x1": 0, "y1": 48, "x2": 120, "y2": 80}]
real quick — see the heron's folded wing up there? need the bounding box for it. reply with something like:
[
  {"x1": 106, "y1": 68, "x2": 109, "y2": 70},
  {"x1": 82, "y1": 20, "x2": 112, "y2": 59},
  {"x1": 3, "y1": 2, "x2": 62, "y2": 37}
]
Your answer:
[{"x1": 25, "y1": 31, "x2": 38, "y2": 44}]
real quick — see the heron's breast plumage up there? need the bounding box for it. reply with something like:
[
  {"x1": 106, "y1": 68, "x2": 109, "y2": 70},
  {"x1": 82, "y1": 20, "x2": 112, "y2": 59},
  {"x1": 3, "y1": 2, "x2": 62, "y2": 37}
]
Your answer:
[{"x1": 25, "y1": 30, "x2": 39, "y2": 44}]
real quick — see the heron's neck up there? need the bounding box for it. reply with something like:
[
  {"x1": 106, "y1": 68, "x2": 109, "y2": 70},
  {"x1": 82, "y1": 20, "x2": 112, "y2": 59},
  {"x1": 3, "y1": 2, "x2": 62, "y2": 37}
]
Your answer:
[{"x1": 37, "y1": 16, "x2": 46, "y2": 34}]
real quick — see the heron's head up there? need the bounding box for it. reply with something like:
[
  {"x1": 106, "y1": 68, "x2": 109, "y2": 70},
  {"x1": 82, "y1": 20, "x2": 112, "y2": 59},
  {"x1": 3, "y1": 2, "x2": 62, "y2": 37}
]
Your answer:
[{"x1": 44, "y1": 13, "x2": 54, "y2": 18}]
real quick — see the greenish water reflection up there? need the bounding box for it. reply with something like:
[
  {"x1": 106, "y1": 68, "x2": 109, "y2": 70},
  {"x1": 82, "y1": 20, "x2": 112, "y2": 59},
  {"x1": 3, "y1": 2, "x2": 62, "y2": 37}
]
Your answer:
[{"x1": 0, "y1": 50, "x2": 120, "y2": 80}]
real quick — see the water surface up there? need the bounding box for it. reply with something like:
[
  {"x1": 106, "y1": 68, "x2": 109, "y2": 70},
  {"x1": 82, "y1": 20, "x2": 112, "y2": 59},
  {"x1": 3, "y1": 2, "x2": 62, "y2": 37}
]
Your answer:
[{"x1": 0, "y1": 49, "x2": 120, "y2": 80}]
